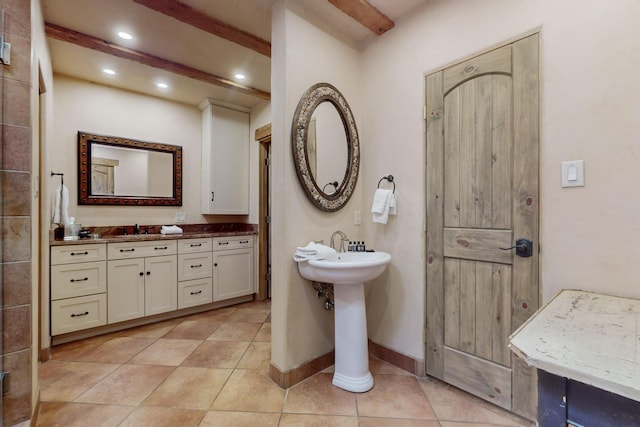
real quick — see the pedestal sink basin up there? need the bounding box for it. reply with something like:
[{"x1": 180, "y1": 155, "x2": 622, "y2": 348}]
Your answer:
[{"x1": 295, "y1": 251, "x2": 391, "y2": 392}]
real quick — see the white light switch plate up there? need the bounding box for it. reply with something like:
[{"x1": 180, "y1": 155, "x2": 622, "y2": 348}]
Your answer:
[
  {"x1": 561, "y1": 160, "x2": 585, "y2": 188},
  {"x1": 175, "y1": 211, "x2": 186, "y2": 223}
]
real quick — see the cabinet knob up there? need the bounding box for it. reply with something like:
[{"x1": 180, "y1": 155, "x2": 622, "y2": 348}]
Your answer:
[
  {"x1": 214, "y1": 263, "x2": 218, "y2": 267},
  {"x1": 139, "y1": 272, "x2": 144, "y2": 276},
  {"x1": 146, "y1": 271, "x2": 151, "y2": 275}
]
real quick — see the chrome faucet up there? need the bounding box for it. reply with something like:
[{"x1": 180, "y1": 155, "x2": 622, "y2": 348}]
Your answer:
[{"x1": 330, "y1": 231, "x2": 349, "y2": 253}]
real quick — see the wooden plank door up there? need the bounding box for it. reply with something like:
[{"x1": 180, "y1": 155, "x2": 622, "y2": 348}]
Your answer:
[{"x1": 425, "y1": 34, "x2": 539, "y2": 419}]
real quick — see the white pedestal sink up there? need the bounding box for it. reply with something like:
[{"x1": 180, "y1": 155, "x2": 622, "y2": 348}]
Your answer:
[{"x1": 296, "y1": 251, "x2": 391, "y2": 392}]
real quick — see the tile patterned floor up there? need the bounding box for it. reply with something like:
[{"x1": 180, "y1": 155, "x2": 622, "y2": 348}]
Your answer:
[{"x1": 38, "y1": 300, "x2": 534, "y2": 426}]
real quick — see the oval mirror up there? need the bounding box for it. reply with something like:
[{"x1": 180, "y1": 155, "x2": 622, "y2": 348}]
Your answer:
[{"x1": 291, "y1": 83, "x2": 359, "y2": 212}]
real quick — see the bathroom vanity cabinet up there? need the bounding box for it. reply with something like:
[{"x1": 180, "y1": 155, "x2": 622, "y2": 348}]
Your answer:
[
  {"x1": 50, "y1": 233, "x2": 256, "y2": 340},
  {"x1": 200, "y1": 100, "x2": 250, "y2": 215},
  {"x1": 212, "y1": 236, "x2": 253, "y2": 301},
  {"x1": 107, "y1": 240, "x2": 178, "y2": 323},
  {"x1": 178, "y1": 238, "x2": 213, "y2": 308},
  {"x1": 50, "y1": 244, "x2": 108, "y2": 335}
]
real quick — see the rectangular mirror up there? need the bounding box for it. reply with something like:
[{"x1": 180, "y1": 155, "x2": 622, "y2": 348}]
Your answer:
[{"x1": 78, "y1": 131, "x2": 182, "y2": 206}]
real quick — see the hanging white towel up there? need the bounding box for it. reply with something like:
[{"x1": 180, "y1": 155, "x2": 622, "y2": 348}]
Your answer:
[
  {"x1": 161, "y1": 225, "x2": 183, "y2": 235},
  {"x1": 371, "y1": 189, "x2": 397, "y2": 224},
  {"x1": 293, "y1": 242, "x2": 336, "y2": 262},
  {"x1": 52, "y1": 184, "x2": 69, "y2": 226}
]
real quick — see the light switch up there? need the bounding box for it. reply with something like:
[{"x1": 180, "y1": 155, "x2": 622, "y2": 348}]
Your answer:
[{"x1": 561, "y1": 160, "x2": 584, "y2": 188}]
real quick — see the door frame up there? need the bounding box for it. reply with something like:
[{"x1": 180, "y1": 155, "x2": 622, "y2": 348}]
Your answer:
[{"x1": 255, "y1": 123, "x2": 271, "y2": 301}]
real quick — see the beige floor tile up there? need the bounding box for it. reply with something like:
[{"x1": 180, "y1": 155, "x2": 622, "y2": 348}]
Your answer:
[
  {"x1": 369, "y1": 356, "x2": 414, "y2": 376},
  {"x1": 359, "y1": 418, "x2": 441, "y2": 426},
  {"x1": 225, "y1": 307, "x2": 271, "y2": 323},
  {"x1": 356, "y1": 375, "x2": 437, "y2": 420},
  {"x1": 128, "y1": 338, "x2": 201, "y2": 366},
  {"x1": 237, "y1": 341, "x2": 271, "y2": 370},
  {"x1": 184, "y1": 306, "x2": 237, "y2": 322},
  {"x1": 211, "y1": 369, "x2": 285, "y2": 412},
  {"x1": 254, "y1": 322, "x2": 271, "y2": 342},
  {"x1": 75, "y1": 364, "x2": 174, "y2": 406},
  {"x1": 418, "y1": 377, "x2": 530, "y2": 426},
  {"x1": 49, "y1": 334, "x2": 114, "y2": 361},
  {"x1": 279, "y1": 413, "x2": 359, "y2": 426},
  {"x1": 38, "y1": 360, "x2": 68, "y2": 385},
  {"x1": 207, "y1": 321, "x2": 261, "y2": 341},
  {"x1": 439, "y1": 423, "x2": 527, "y2": 427},
  {"x1": 200, "y1": 411, "x2": 280, "y2": 427},
  {"x1": 181, "y1": 340, "x2": 250, "y2": 368},
  {"x1": 283, "y1": 372, "x2": 357, "y2": 416},
  {"x1": 119, "y1": 406, "x2": 205, "y2": 427},
  {"x1": 36, "y1": 401, "x2": 133, "y2": 427},
  {"x1": 144, "y1": 366, "x2": 232, "y2": 409},
  {"x1": 74, "y1": 337, "x2": 155, "y2": 364},
  {"x1": 161, "y1": 319, "x2": 222, "y2": 340},
  {"x1": 40, "y1": 362, "x2": 120, "y2": 402},
  {"x1": 116, "y1": 318, "x2": 182, "y2": 338}
]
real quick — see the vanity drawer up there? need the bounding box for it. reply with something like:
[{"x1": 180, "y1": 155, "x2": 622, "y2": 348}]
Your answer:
[
  {"x1": 108, "y1": 240, "x2": 177, "y2": 260},
  {"x1": 51, "y1": 244, "x2": 106, "y2": 265},
  {"x1": 178, "y1": 278, "x2": 213, "y2": 309},
  {"x1": 51, "y1": 294, "x2": 107, "y2": 335},
  {"x1": 178, "y1": 252, "x2": 213, "y2": 281},
  {"x1": 212, "y1": 236, "x2": 253, "y2": 251},
  {"x1": 51, "y1": 261, "x2": 107, "y2": 300},
  {"x1": 178, "y1": 238, "x2": 213, "y2": 254}
]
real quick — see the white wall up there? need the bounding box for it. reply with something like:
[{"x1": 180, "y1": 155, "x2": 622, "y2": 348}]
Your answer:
[
  {"x1": 271, "y1": 0, "x2": 363, "y2": 371},
  {"x1": 359, "y1": 0, "x2": 640, "y2": 362},
  {"x1": 52, "y1": 75, "x2": 219, "y2": 226}
]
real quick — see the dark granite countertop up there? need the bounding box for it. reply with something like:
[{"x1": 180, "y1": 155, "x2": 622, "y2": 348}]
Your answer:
[{"x1": 50, "y1": 223, "x2": 258, "y2": 246}]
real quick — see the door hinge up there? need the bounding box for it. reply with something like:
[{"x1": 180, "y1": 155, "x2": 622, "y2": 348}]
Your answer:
[{"x1": 266, "y1": 215, "x2": 271, "y2": 224}]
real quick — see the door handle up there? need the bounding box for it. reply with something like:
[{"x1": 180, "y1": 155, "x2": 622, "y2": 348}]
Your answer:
[{"x1": 500, "y1": 238, "x2": 533, "y2": 257}]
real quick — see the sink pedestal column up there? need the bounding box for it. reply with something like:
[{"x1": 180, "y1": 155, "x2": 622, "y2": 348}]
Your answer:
[{"x1": 332, "y1": 281, "x2": 374, "y2": 392}]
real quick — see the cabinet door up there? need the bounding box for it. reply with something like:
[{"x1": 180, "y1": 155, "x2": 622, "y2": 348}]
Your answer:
[
  {"x1": 201, "y1": 103, "x2": 250, "y2": 215},
  {"x1": 108, "y1": 258, "x2": 145, "y2": 323},
  {"x1": 213, "y1": 248, "x2": 254, "y2": 301},
  {"x1": 145, "y1": 255, "x2": 177, "y2": 316}
]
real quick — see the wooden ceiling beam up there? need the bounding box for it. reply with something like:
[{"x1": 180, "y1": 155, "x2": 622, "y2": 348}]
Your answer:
[
  {"x1": 45, "y1": 23, "x2": 270, "y2": 101},
  {"x1": 133, "y1": 0, "x2": 271, "y2": 57},
  {"x1": 327, "y1": 0, "x2": 394, "y2": 35}
]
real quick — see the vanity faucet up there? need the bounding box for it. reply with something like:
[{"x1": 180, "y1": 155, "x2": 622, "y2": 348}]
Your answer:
[{"x1": 330, "y1": 231, "x2": 349, "y2": 253}]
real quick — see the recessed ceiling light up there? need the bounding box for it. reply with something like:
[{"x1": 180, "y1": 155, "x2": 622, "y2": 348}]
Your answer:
[
  {"x1": 234, "y1": 73, "x2": 246, "y2": 80},
  {"x1": 118, "y1": 31, "x2": 133, "y2": 40},
  {"x1": 103, "y1": 68, "x2": 116, "y2": 75},
  {"x1": 156, "y1": 82, "x2": 169, "y2": 89}
]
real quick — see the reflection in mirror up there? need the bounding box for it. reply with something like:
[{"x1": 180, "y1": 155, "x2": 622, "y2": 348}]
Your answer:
[
  {"x1": 91, "y1": 144, "x2": 173, "y2": 197},
  {"x1": 292, "y1": 83, "x2": 359, "y2": 212},
  {"x1": 78, "y1": 132, "x2": 183, "y2": 206},
  {"x1": 309, "y1": 102, "x2": 348, "y2": 192}
]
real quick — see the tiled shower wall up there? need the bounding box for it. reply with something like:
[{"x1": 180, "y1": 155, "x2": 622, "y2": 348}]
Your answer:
[{"x1": 1, "y1": 0, "x2": 33, "y2": 425}]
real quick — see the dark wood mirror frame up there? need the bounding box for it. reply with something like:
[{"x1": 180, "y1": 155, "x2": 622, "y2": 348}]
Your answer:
[
  {"x1": 291, "y1": 83, "x2": 360, "y2": 212},
  {"x1": 78, "y1": 131, "x2": 183, "y2": 206}
]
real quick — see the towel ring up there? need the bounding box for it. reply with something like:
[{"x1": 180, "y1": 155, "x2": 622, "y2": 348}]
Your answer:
[{"x1": 377, "y1": 175, "x2": 395, "y2": 193}]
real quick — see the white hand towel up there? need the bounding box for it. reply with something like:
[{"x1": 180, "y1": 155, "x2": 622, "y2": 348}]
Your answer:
[
  {"x1": 371, "y1": 189, "x2": 397, "y2": 224},
  {"x1": 293, "y1": 241, "x2": 337, "y2": 262},
  {"x1": 52, "y1": 184, "x2": 70, "y2": 226},
  {"x1": 161, "y1": 225, "x2": 183, "y2": 235}
]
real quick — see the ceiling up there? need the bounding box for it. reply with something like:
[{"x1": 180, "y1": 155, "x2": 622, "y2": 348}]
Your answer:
[{"x1": 42, "y1": 0, "x2": 429, "y2": 108}]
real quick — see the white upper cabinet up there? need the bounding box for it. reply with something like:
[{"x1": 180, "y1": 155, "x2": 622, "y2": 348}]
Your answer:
[{"x1": 200, "y1": 100, "x2": 250, "y2": 215}]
